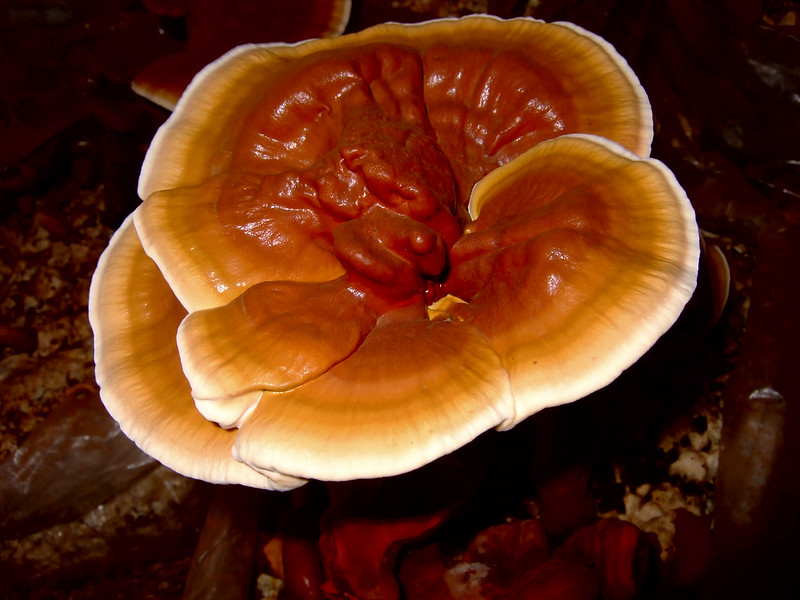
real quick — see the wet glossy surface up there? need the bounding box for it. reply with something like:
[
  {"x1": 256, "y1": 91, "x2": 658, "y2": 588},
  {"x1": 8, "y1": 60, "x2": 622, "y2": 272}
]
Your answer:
[
  {"x1": 1, "y1": 0, "x2": 798, "y2": 597},
  {"x1": 104, "y1": 20, "x2": 692, "y2": 488},
  {"x1": 116, "y1": 17, "x2": 677, "y2": 476},
  {"x1": 135, "y1": 19, "x2": 649, "y2": 314}
]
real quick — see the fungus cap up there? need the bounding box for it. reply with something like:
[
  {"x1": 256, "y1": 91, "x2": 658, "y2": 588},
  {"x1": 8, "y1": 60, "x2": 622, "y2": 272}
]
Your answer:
[
  {"x1": 448, "y1": 134, "x2": 700, "y2": 428},
  {"x1": 134, "y1": 15, "x2": 653, "y2": 313},
  {"x1": 90, "y1": 16, "x2": 696, "y2": 489},
  {"x1": 88, "y1": 215, "x2": 305, "y2": 490}
]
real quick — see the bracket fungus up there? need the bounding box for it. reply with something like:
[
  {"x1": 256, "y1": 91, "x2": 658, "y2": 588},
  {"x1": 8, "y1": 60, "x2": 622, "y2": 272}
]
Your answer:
[
  {"x1": 133, "y1": 0, "x2": 353, "y2": 110},
  {"x1": 89, "y1": 16, "x2": 699, "y2": 490}
]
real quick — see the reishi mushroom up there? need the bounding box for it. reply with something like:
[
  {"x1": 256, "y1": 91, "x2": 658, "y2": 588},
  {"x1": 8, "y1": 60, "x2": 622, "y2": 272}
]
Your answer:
[
  {"x1": 133, "y1": 0, "x2": 352, "y2": 110},
  {"x1": 89, "y1": 16, "x2": 699, "y2": 490}
]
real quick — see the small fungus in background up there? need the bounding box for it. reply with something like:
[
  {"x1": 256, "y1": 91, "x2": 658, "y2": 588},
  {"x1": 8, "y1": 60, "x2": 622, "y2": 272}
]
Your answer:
[
  {"x1": 133, "y1": 0, "x2": 353, "y2": 109},
  {"x1": 89, "y1": 16, "x2": 699, "y2": 490}
]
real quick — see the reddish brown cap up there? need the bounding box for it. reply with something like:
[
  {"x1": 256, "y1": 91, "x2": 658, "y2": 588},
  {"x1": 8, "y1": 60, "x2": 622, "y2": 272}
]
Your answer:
[{"x1": 90, "y1": 17, "x2": 693, "y2": 487}]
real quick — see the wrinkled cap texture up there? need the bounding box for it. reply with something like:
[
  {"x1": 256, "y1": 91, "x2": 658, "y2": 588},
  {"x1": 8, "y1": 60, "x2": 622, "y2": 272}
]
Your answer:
[{"x1": 89, "y1": 15, "x2": 699, "y2": 489}]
